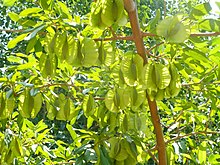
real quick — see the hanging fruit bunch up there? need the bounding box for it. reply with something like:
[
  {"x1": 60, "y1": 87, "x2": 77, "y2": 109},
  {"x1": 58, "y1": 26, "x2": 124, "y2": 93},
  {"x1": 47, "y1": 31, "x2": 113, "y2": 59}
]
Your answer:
[{"x1": 90, "y1": 0, "x2": 127, "y2": 29}]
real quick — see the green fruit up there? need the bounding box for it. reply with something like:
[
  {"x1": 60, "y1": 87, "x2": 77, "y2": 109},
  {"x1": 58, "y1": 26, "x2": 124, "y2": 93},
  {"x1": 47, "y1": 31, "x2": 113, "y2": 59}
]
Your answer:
[
  {"x1": 155, "y1": 89, "x2": 165, "y2": 101},
  {"x1": 81, "y1": 37, "x2": 99, "y2": 67},
  {"x1": 112, "y1": 0, "x2": 124, "y2": 22},
  {"x1": 154, "y1": 63, "x2": 171, "y2": 89},
  {"x1": 115, "y1": 142, "x2": 128, "y2": 161},
  {"x1": 145, "y1": 62, "x2": 157, "y2": 94},
  {"x1": 90, "y1": 2, "x2": 106, "y2": 29},
  {"x1": 101, "y1": 0, "x2": 114, "y2": 27},
  {"x1": 165, "y1": 63, "x2": 181, "y2": 98}
]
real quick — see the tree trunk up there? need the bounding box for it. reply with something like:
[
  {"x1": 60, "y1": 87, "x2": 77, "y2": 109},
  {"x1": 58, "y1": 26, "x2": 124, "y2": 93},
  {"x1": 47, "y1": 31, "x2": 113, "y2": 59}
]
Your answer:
[{"x1": 123, "y1": 1, "x2": 167, "y2": 164}]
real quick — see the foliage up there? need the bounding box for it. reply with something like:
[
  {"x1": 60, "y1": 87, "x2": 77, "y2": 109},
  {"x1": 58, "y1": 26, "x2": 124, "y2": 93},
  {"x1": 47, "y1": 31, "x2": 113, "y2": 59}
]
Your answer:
[{"x1": 0, "y1": 0, "x2": 220, "y2": 164}]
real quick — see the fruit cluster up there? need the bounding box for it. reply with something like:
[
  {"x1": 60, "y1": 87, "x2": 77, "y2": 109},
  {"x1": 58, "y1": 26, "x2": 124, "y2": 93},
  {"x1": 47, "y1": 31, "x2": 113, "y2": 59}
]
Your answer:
[{"x1": 90, "y1": 0, "x2": 127, "y2": 29}]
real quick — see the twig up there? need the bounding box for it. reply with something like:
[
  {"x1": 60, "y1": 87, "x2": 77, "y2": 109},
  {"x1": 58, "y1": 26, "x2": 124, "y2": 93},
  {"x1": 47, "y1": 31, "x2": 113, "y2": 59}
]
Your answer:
[
  {"x1": 109, "y1": 26, "x2": 117, "y2": 37},
  {"x1": 93, "y1": 35, "x2": 134, "y2": 41},
  {"x1": 142, "y1": 32, "x2": 220, "y2": 38},
  {"x1": 52, "y1": 161, "x2": 75, "y2": 165},
  {"x1": 147, "y1": 149, "x2": 159, "y2": 165},
  {"x1": 147, "y1": 42, "x2": 164, "y2": 53},
  {"x1": 0, "y1": 28, "x2": 24, "y2": 33},
  {"x1": 166, "y1": 110, "x2": 184, "y2": 131},
  {"x1": 38, "y1": 83, "x2": 77, "y2": 89},
  {"x1": 182, "y1": 66, "x2": 219, "y2": 87},
  {"x1": 166, "y1": 131, "x2": 220, "y2": 144},
  {"x1": 190, "y1": 32, "x2": 220, "y2": 37},
  {"x1": 205, "y1": 108, "x2": 212, "y2": 132}
]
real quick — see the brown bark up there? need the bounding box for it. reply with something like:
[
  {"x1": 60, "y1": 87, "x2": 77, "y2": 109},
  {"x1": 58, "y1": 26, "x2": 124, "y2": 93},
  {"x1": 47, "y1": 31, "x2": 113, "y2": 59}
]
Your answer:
[{"x1": 123, "y1": 0, "x2": 167, "y2": 164}]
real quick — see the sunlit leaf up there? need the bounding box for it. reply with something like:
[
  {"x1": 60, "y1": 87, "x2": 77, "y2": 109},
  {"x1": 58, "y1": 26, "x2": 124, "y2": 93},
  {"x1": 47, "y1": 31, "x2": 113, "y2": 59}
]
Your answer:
[
  {"x1": 7, "y1": 33, "x2": 28, "y2": 49},
  {"x1": 3, "y1": 0, "x2": 16, "y2": 6},
  {"x1": 19, "y1": 8, "x2": 42, "y2": 17}
]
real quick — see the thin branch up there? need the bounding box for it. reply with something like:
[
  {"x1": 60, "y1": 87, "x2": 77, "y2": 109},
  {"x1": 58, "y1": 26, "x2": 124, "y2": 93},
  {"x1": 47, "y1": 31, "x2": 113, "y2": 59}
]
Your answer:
[
  {"x1": 38, "y1": 83, "x2": 77, "y2": 89},
  {"x1": 142, "y1": 32, "x2": 157, "y2": 37},
  {"x1": 166, "y1": 131, "x2": 220, "y2": 144},
  {"x1": 182, "y1": 81, "x2": 220, "y2": 87},
  {"x1": 109, "y1": 26, "x2": 117, "y2": 37},
  {"x1": 147, "y1": 42, "x2": 164, "y2": 53},
  {"x1": 166, "y1": 110, "x2": 184, "y2": 131},
  {"x1": 52, "y1": 161, "x2": 75, "y2": 165},
  {"x1": 93, "y1": 35, "x2": 134, "y2": 41},
  {"x1": 205, "y1": 108, "x2": 212, "y2": 132},
  {"x1": 0, "y1": 28, "x2": 24, "y2": 33},
  {"x1": 147, "y1": 150, "x2": 159, "y2": 165},
  {"x1": 190, "y1": 32, "x2": 220, "y2": 37},
  {"x1": 142, "y1": 32, "x2": 220, "y2": 38}
]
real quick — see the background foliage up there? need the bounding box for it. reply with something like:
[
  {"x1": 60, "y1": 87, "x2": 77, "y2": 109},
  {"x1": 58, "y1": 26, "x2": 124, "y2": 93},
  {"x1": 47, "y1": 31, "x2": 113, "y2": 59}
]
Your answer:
[{"x1": 0, "y1": 0, "x2": 220, "y2": 164}]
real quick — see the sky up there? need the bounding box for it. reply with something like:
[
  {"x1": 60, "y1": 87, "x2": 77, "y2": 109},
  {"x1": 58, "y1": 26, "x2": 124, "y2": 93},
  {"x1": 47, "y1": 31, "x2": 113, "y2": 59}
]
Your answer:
[{"x1": 210, "y1": 0, "x2": 220, "y2": 13}]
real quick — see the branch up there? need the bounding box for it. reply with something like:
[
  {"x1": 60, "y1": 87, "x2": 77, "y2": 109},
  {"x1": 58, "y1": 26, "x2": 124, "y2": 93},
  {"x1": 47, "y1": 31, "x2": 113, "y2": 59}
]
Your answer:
[
  {"x1": 166, "y1": 131, "x2": 220, "y2": 144},
  {"x1": 124, "y1": 0, "x2": 166, "y2": 164},
  {"x1": 190, "y1": 32, "x2": 220, "y2": 37},
  {"x1": 52, "y1": 161, "x2": 75, "y2": 165},
  {"x1": 147, "y1": 150, "x2": 159, "y2": 165},
  {"x1": 93, "y1": 35, "x2": 134, "y2": 41},
  {"x1": 147, "y1": 42, "x2": 164, "y2": 53},
  {"x1": 38, "y1": 83, "x2": 77, "y2": 89},
  {"x1": 0, "y1": 28, "x2": 25, "y2": 33},
  {"x1": 142, "y1": 32, "x2": 220, "y2": 38},
  {"x1": 166, "y1": 110, "x2": 184, "y2": 131}
]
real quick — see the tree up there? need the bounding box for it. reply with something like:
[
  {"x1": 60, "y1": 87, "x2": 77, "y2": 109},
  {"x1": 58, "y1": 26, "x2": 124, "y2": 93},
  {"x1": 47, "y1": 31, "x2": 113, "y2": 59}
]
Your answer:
[{"x1": 0, "y1": 0, "x2": 220, "y2": 164}]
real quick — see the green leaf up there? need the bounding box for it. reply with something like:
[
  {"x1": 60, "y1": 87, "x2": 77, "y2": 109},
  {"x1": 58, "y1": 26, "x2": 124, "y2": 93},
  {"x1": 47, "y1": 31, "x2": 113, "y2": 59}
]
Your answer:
[
  {"x1": 87, "y1": 116, "x2": 94, "y2": 129},
  {"x1": 8, "y1": 12, "x2": 19, "y2": 22},
  {"x1": 190, "y1": 2, "x2": 212, "y2": 19},
  {"x1": 156, "y1": 16, "x2": 188, "y2": 43},
  {"x1": 66, "y1": 124, "x2": 77, "y2": 140},
  {"x1": 208, "y1": 154, "x2": 220, "y2": 164},
  {"x1": 99, "y1": 146, "x2": 112, "y2": 165},
  {"x1": 184, "y1": 48, "x2": 210, "y2": 63},
  {"x1": 25, "y1": 24, "x2": 46, "y2": 41},
  {"x1": 145, "y1": 9, "x2": 161, "y2": 33},
  {"x1": 3, "y1": 0, "x2": 16, "y2": 6},
  {"x1": 10, "y1": 137, "x2": 23, "y2": 157},
  {"x1": 19, "y1": 89, "x2": 34, "y2": 118},
  {"x1": 56, "y1": 93, "x2": 66, "y2": 120},
  {"x1": 7, "y1": 33, "x2": 28, "y2": 49},
  {"x1": 32, "y1": 93, "x2": 42, "y2": 118},
  {"x1": 26, "y1": 37, "x2": 37, "y2": 53},
  {"x1": 198, "y1": 141, "x2": 207, "y2": 164},
  {"x1": 5, "y1": 95, "x2": 15, "y2": 119},
  {"x1": 199, "y1": 19, "x2": 220, "y2": 32},
  {"x1": 65, "y1": 98, "x2": 76, "y2": 121},
  {"x1": 57, "y1": 1, "x2": 72, "y2": 20},
  {"x1": 105, "y1": 89, "x2": 118, "y2": 112},
  {"x1": 19, "y1": 8, "x2": 42, "y2": 17},
  {"x1": 83, "y1": 95, "x2": 95, "y2": 117},
  {"x1": 39, "y1": 0, "x2": 50, "y2": 10}
]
